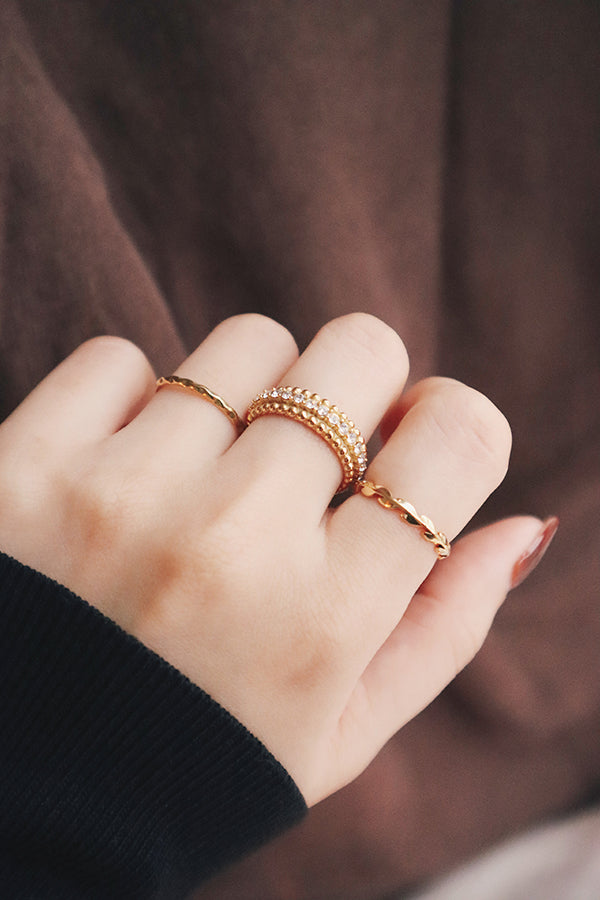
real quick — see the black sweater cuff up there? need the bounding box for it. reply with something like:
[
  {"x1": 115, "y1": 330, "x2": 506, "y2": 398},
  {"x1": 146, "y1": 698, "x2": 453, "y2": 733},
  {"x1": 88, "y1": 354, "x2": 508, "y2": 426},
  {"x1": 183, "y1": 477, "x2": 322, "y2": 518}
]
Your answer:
[{"x1": 0, "y1": 552, "x2": 306, "y2": 899}]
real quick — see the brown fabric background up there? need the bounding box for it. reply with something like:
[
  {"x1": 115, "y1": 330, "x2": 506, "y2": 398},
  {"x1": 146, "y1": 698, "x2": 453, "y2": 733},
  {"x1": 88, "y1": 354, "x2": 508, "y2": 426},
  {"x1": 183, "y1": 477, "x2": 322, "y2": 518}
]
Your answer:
[{"x1": 1, "y1": 2, "x2": 599, "y2": 898}]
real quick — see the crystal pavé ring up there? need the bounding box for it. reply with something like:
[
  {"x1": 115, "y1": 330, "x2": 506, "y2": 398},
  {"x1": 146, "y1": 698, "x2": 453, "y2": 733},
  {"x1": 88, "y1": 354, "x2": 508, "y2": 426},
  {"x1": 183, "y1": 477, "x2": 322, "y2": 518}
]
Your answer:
[{"x1": 246, "y1": 386, "x2": 367, "y2": 492}]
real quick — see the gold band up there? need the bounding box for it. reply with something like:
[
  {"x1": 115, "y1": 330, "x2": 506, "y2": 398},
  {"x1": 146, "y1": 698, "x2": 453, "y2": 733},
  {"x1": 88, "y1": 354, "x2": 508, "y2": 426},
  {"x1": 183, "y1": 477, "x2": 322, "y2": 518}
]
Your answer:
[
  {"x1": 156, "y1": 376, "x2": 246, "y2": 433},
  {"x1": 247, "y1": 386, "x2": 367, "y2": 492},
  {"x1": 355, "y1": 480, "x2": 451, "y2": 559}
]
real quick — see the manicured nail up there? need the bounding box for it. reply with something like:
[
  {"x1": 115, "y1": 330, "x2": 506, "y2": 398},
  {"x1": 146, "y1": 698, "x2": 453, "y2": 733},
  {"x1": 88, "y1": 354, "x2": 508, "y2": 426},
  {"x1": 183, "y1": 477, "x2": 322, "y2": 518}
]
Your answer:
[{"x1": 511, "y1": 516, "x2": 559, "y2": 589}]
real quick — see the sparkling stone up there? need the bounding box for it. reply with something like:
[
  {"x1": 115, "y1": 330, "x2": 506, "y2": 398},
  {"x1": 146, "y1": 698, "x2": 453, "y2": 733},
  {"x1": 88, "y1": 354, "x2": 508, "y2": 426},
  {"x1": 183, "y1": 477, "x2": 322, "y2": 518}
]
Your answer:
[
  {"x1": 293, "y1": 392, "x2": 304, "y2": 404},
  {"x1": 270, "y1": 389, "x2": 279, "y2": 398},
  {"x1": 328, "y1": 412, "x2": 339, "y2": 426},
  {"x1": 317, "y1": 404, "x2": 328, "y2": 417},
  {"x1": 304, "y1": 398, "x2": 315, "y2": 410},
  {"x1": 338, "y1": 422, "x2": 349, "y2": 435},
  {"x1": 347, "y1": 432, "x2": 357, "y2": 445},
  {"x1": 281, "y1": 390, "x2": 292, "y2": 400}
]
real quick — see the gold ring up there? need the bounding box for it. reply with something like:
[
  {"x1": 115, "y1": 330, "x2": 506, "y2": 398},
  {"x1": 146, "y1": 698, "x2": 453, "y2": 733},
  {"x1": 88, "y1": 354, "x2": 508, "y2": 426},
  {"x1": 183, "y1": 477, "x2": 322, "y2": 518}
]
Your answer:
[
  {"x1": 246, "y1": 386, "x2": 367, "y2": 492},
  {"x1": 156, "y1": 376, "x2": 246, "y2": 433},
  {"x1": 355, "y1": 480, "x2": 451, "y2": 559}
]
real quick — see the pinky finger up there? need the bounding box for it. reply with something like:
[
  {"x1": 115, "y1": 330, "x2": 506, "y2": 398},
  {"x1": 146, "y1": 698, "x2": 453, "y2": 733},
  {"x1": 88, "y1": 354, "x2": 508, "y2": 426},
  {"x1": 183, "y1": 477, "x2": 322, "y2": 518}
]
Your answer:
[{"x1": 338, "y1": 516, "x2": 557, "y2": 780}]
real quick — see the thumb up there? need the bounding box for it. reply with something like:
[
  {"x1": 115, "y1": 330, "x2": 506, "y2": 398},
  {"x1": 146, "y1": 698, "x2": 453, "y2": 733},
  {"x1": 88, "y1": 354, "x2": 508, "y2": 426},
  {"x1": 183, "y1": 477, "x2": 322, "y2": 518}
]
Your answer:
[{"x1": 340, "y1": 516, "x2": 558, "y2": 779}]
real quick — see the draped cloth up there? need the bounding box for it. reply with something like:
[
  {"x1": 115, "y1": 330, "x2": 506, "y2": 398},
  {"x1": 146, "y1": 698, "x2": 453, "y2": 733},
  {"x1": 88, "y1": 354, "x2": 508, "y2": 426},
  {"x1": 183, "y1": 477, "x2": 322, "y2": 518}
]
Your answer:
[{"x1": 1, "y1": 2, "x2": 599, "y2": 898}]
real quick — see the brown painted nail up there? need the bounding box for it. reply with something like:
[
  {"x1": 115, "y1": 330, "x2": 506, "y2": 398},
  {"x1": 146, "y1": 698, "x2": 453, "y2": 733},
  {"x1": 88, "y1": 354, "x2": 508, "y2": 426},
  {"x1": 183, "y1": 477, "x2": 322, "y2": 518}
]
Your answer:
[{"x1": 511, "y1": 516, "x2": 559, "y2": 589}]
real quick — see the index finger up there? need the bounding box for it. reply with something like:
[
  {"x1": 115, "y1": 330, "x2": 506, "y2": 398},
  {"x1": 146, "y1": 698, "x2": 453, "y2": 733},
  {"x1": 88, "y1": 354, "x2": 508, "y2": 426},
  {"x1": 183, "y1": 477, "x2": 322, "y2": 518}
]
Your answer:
[{"x1": 328, "y1": 377, "x2": 512, "y2": 655}]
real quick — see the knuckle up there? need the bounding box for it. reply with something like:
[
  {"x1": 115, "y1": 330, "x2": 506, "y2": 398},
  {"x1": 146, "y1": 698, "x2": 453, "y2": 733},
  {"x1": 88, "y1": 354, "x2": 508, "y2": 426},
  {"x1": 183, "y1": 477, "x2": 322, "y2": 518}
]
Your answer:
[
  {"x1": 419, "y1": 587, "x2": 492, "y2": 679},
  {"x1": 214, "y1": 313, "x2": 298, "y2": 360},
  {"x1": 65, "y1": 467, "x2": 125, "y2": 555},
  {"x1": 428, "y1": 379, "x2": 512, "y2": 476},
  {"x1": 0, "y1": 428, "x2": 57, "y2": 521},
  {"x1": 448, "y1": 611, "x2": 488, "y2": 669},
  {"x1": 188, "y1": 485, "x2": 273, "y2": 596},
  {"x1": 278, "y1": 599, "x2": 347, "y2": 694},
  {"x1": 321, "y1": 313, "x2": 409, "y2": 380},
  {"x1": 0, "y1": 455, "x2": 47, "y2": 526},
  {"x1": 76, "y1": 335, "x2": 153, "y2": 379}
]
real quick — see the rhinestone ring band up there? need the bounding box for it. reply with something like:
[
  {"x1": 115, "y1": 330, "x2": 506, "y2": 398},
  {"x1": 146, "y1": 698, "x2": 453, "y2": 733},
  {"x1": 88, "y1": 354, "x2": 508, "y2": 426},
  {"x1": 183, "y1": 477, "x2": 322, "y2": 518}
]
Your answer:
[{"x1": 247, "y1": 386, "x2": 367, "y2": 492}]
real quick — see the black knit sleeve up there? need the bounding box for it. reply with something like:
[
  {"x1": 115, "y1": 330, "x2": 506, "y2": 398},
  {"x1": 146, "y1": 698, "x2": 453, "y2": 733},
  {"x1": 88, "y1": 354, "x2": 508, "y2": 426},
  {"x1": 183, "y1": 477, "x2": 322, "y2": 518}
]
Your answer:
[{"x1": 0, "y1": 551, "x2": 307, "y2": 899}]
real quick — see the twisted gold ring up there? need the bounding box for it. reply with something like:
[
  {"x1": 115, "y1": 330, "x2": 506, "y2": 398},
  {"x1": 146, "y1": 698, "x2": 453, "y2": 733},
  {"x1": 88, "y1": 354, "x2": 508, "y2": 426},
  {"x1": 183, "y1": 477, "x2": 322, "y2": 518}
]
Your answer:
[
  {"x1": 156, "y1": 376, "x2": 246, "y2": 434},
  {"x1": 355, "y1": 480, "x2": 451, "y2": 559},
  {"x1": 247, "y1": 386, "x2": 367, "y2": 492}
]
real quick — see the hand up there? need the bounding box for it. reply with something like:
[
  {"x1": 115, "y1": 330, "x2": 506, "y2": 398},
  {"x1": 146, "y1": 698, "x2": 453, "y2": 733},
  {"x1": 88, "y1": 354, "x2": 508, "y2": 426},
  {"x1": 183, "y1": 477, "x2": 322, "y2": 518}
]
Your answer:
[{"x1": 0, "y1": 313, "x2": 545, "y2": 805}]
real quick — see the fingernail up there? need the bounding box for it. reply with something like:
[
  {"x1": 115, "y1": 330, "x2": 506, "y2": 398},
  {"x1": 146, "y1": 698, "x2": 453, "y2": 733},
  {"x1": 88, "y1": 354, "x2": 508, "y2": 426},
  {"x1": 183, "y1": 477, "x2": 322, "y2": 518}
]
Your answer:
[{"x1": 511, "y1": 516, "x2": 559, "y2": 589}]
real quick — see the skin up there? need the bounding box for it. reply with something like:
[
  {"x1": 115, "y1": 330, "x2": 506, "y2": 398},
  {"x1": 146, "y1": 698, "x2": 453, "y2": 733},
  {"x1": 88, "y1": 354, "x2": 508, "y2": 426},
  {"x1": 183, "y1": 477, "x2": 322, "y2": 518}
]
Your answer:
[{"x1": 0, "y1": 312, "x2": 543, "y2": 806}]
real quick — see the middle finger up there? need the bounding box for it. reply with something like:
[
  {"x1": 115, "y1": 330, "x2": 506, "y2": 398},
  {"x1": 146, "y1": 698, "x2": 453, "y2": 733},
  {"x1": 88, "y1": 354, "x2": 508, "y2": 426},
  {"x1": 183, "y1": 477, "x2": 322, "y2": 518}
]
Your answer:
[{"x1": 232, "y1": 314, "x2": 410, "y2": 519}]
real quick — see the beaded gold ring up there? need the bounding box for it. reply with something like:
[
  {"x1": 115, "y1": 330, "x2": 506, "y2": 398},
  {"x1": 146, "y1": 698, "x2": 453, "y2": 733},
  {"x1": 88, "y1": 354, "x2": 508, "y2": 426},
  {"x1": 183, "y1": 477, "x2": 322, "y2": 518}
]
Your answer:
[{"x1": 246, "y1": 386, "x2": 367, "y2": 492}]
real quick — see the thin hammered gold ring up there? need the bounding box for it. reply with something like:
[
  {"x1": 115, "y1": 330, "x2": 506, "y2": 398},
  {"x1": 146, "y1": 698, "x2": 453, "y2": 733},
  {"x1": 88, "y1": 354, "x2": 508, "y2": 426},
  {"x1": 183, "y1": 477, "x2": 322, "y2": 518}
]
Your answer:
[
  {"x1": 355, "y1": 480, "x2": 451, "y2": 559},
  {"x1": 156, "y1": 376, "x2": 246, "y2": 434},
  {"x1": 246, "y1": 386, "x2": 367, "y2": 492}
]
